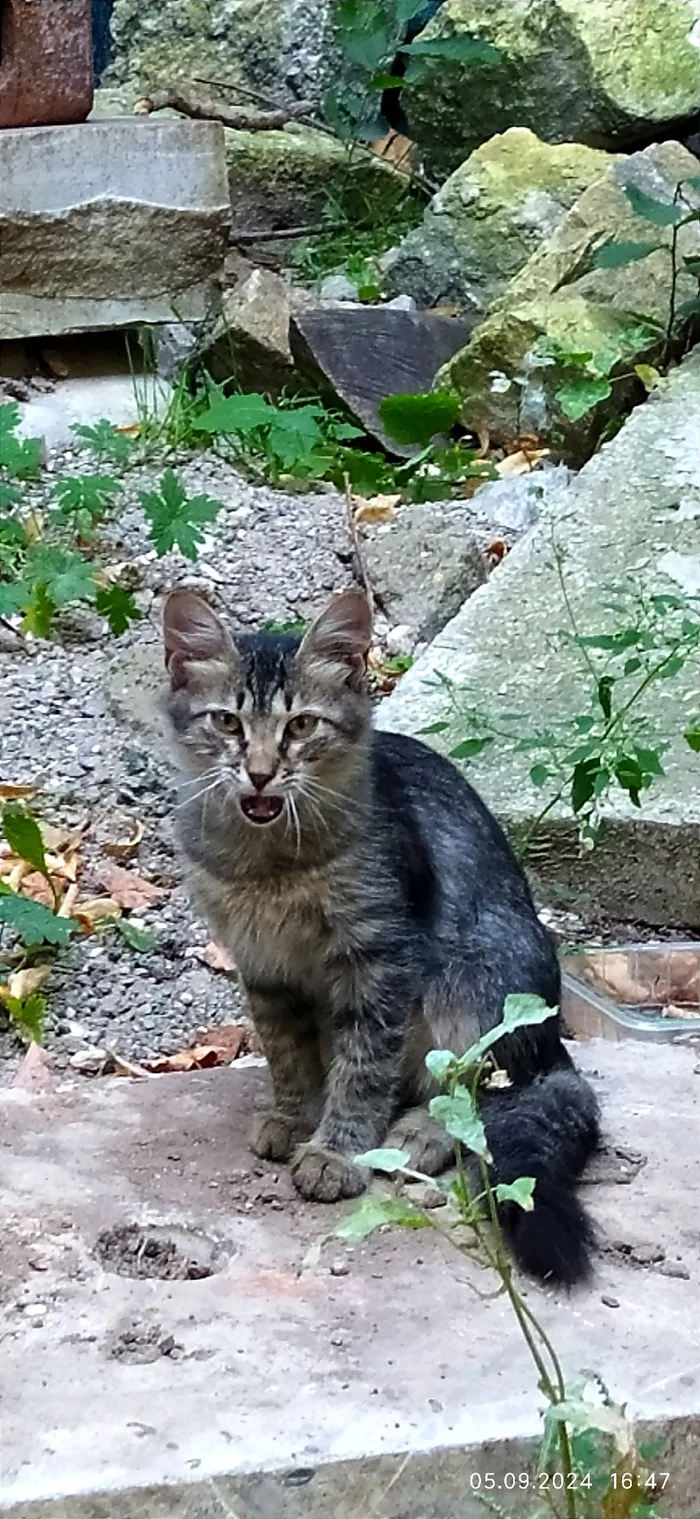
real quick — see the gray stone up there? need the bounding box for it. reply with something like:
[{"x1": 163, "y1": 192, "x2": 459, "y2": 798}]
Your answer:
[
  {"x1": 439, "y1": 141, "x2": 700, "y2": 461},
  {"x1": 473, "y1": 464, "x2": 574, "y2": 531},
  {"x1": 289, "y1": 306, "x2": 475, "y2": 456},
  {"x1": 204, "y1": 268, "x2": 315, "y2": 396},
  {"x1": 2, "y1": 1043, "x2": 700, "y2": 1515},
  {"x1": 226, "y1": 123, "x2": 403, "y2": 239},
  {"x1": 150, "y1": 321, "x2": 206, "y2": 384},
  {"x1": 0, "y1": 119, "x2": 230, "y2": 340},
  {"x1": 383, "y1": 130, "x2": 613, "y2": 316},
  {"x1": 363, "y1": 503, "x2": 487, "y2": 646},
  {"x1": 378, "y1": 348, "x2": 700, "y2": 927},
  {"x1": 403, "y1": 0, "x2": 700, "y2": 176},
  {"x1": 318, "y1": 273, "x2": 360, "y2": 303}
]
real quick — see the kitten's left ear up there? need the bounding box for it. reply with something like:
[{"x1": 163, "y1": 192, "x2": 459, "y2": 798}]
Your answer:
[
  {"x1": 298, "y1": 589, "x2": 372, "y2": 690},
  {"x1": 162, "y1": 589, "x2": 234, "y2": 689}
]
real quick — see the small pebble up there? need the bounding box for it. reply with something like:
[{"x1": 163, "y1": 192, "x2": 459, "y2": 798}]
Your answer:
[
  {"x1": 601, "y1": 1294, "x2": 620, "y2": 1308},
  {"x1": 329, "y1": 1260, "x2": 350, "y2": 1277}
]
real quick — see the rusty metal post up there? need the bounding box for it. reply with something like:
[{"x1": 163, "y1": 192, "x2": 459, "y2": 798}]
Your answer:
[{"x1": 0, "y1": 0, "x2": 94, "y2": 128}]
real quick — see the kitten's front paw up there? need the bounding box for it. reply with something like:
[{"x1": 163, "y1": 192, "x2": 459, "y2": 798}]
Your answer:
[
  {"x1": 387, "y1": 1108, "x2": 455, "y2": 1175},
  {"x1": 290, "y1": 1143, "x2": 367, "y2": 1203},
  {"x1": 250, "y1": 1111, "x2": 313, "y2": 1162}
]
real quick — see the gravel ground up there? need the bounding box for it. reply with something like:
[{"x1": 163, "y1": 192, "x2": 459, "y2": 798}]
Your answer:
[{"x1": 0, "y1": 444, "x2": 523, "y2": 1082}]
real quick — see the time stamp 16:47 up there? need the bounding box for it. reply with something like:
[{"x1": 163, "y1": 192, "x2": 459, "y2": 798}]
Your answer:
[{"x1": 467, "y1": 1471, "x2": 670, "y2": 1494}]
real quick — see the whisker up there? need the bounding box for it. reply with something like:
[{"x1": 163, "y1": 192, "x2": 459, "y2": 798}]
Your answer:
[{"x1": 175, "y1": 777, "x2": 224, "y2": 809}]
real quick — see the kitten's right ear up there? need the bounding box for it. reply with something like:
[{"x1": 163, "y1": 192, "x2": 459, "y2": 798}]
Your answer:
[{"x1": 162, "y1": 590, "x2": 233, "y2": 689}]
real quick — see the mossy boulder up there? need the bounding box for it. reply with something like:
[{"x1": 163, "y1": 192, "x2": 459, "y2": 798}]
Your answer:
[
  {"x1": 105, "y1": 0, "x2": 333, "y2": 107},
  {"x1": 383, "y1": 129, "x2": 613, "y2": 314},
  {"x1": 402, "y1": 0, "x2": 700, "y2": 176},
  {"x1": 226, "y1": 124, "x2": 406, "y2": 235},
  {"x1": 438, "y1": 141, "x2": 700, "y2": 462}
]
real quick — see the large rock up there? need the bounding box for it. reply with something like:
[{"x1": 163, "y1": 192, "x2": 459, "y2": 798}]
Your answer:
[
  {"x1": 362, "y1": 503, "x2": 487, "y2": 647},
  {"x1": 0, "y1": 118, "x2": 230, "y2": 340},
  {"x1": 289, "y1": 305, "x2": 474, "y2": 454},
  {"x1": 383, "y1": 130, "x2": 613, "y2": 315},
  {"x1": 204, "y1": 268, "x2": 315, "y2": 395},
  {"x1": 105, "y1": 0, "x2": 333, "y2": 107},
  {"x1": 402, "y1": 0, "x2": 700, "y2": 176},
  {"x1": 227, "y1": 124, "x2": 405, "y2": 237},
  {"x1": 437, "y1": 141, "x2": 700, "y2": 461},
  {"x1": 377, "y1": 347, "x2": 700, "y2": 928}
]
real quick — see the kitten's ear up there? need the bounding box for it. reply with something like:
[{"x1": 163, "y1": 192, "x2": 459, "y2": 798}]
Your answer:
[
  {"x1": 162, "y1": 590, "x2": 233, "y2": 689},
  {"x1": 298, "y1": 589, "x2": 372, "y2": 691}
]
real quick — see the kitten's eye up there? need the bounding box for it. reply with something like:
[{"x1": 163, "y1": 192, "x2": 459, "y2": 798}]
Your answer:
[
  {"x1": 286, "y1": 713, "x2": 319, "y2": 740},
  {"x1": 212, "y1": 710, "x2": 243, "y2": 737}
]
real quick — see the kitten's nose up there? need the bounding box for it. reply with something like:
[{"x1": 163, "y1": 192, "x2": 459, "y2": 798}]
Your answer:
[{"x1": 246, "y1": 770, "x2": 274, "y2": 792}]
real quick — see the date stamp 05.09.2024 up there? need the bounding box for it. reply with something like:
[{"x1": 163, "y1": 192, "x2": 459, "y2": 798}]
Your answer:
[{"x1": 465, "y1": 1469, "x2": 670, "y2": 1497}]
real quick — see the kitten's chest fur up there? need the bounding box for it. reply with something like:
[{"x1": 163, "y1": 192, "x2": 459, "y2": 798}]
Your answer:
[{"x1": 189, "y1": 852, "x2": 366, "y2": 996}]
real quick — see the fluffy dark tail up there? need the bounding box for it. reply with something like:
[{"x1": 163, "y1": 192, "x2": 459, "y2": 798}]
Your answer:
[{"x1": 482, "y1": 1064, "x2": 600, "y2": 1286}]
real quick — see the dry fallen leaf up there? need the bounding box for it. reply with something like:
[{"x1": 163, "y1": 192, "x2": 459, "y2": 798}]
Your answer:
[
  {"x1": 0, "y1": 783, "x2": 37, "y2": 801},
  {"x1": 496, "y1": 448, "x2": 549, "y2": 479},
  {"x1": 143, "y1": 1025, "x2": 247, "y2": 1074},
  {"x1": 97, "y1": 862, "x2": 166, "y2": 910},
  {"x1": 103, "y1": 820, "x2": 145, "y2": 860},
  {"x1": 352, "y1": 493, "x2": 400, "y2": 525},
  {"x1": 3, "y1": 966, "x2": 51, "y2": 1001},
  {"x1": 73, "y1": 895, "x2": 122, "y2": 929}
]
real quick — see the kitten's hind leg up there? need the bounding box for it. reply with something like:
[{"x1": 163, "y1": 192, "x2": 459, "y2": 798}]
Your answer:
[
  {"x1": 386, "y1": 1107, "x2": 455, "y2": 1175},
  {"x1": 246, "y1": 986, "x2": 324, "y2": 1162}
]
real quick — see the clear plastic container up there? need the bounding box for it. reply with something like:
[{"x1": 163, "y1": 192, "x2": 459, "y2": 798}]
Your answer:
[{"x1": 561, "y1": 942, "x2": 700, "y2": 1042}]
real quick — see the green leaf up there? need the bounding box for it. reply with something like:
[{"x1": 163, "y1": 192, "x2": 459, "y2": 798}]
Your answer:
[
  {"x1": 193, "y1": 391, "x2": 274, "y2": 438},
  {"x1": 597, "y1": 675, "x2": 614, "y2": 721},
  {"x1": 425, "y1": 1049, "x2": 456, "y2": 1082},
  {"x1": 52, "y1": 474, "x2": 120, "y2": 524},
  {"x1": 684, "y1": 727, "x2": 700, "y2": 753},
  {"x1": 25, "y1": 544, "x2": 97, "y2": 609},
  {"x1": 593, "y1": 238, "x2": 660, "y2": 268},
  {"x1": 571, "y1": 756, "x2": 603, "y2": 813},
  {"x1": 623, "y1": 182, "x2": 685, "y2": 226},
  {"x1": 494, "y1": 1177, "x2": 536, "y2": 1212},
  {"x1": 336, "y1": 0, "x2": 392, "y2": 70},
  {"x1": 614, "y1": 754, "x2": 644, "y2": 807},
  {"x1": 623, "y1": 655, "x2": 642, "y2": 675},
  {"x1": 0, "y1": 400, "x2": 21, "y2": 438},
  {"x1": 367, "y1": 71, "x2": 406, "y2": 89},
  {"x1": 0, "y1": 433, "x2": 43, "y2": 481},
  {"x1": 418, "y1": 721, "x2": 450, "y2": 735},
  {"x1": 2, "y1": 992, "x2": 46, "y2": 1043},
  {"x1": 2, "y1": 804, "x2": 49, "y2": 878},
  {"x1": 634, "y1": 745, "x2": 664, "y2": 779},
  {"x1": 353, "y1": 1147, "x2": 411, "y2": 1173},
  {"x1": 556, "y1": 376, "x2": 612, "y2": 421},
  {"x1": 94, "y1": 585, "x2": 143, "y2": 636},
  {"x1": 0, "y1": 480, "x2": 22, "y2": 510},
  {"x1": 502, "y1": 993, "x2": 557, "y2": 1031},
  {"x1": 529, "y1": 763, "x2": 551, "y2": 788},
  {"x1": 116, "y1": 919, "x2": 156, "y2": 952},
  {"x1": 379, "y1": 391, "x2": 460, "y2": 446},
  {"x1": 0, "y1": 886, "x2": 74, "y2": 947},
  {"x1": 400, "y1": 34, "x2": 501, "y2": 66},
  {"x1": 141, "y1": 469, "x2": 222, "y2": 560},
  {"x1": 448, "y1": 737, "x2": 492, "y2": 761},
  {"x1": 267, "y1": 406, "x2": 325, "y2": 470},
  {"x1": 335, "y1": 1196, "x2": 430, "y2": 1241},
  {"x1": 72, "y1": 419, "x2": 137, "y2": 465},
  {"x1": 576, "y1": 628, "x2": 640, "y2": 652},
  {"x1": 429, "y1": 1084, "x2": 490, "y2": 1158}
]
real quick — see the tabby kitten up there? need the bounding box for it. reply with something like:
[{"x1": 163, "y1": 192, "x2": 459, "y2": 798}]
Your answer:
[{"x1": 163, "y1": 587, "x2": 600, "y2": 1284}]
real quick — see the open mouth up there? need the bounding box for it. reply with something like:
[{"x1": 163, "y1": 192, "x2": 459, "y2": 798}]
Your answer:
[{"x1": 239, "y1": 793, "x2": 285, "y2": 825}]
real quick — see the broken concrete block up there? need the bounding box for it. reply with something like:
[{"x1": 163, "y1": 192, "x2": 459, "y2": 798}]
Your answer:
[
  {"x1": 0, "y1": 0, "x2": 93, "y2": 127},
  {"x1": 204, "y1": 269, "x2": 315, "y2": 397},
  {"x1": 227, "y1": 123, "x2": 405, "y2": 238},
  {"x1": 362, "y1": 503, "x2": 487, "y2": 646},
  {"x1": 289, "y1": 306, "x2": 474, "y2": 455},
  {"x1": 0, "y1": 118, "x2": 230, "y2": 340},
  {"x1": 378, "y1": 347, "x2": 700, "y2": 927}
]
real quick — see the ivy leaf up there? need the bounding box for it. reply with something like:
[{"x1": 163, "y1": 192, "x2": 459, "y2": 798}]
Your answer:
[
  {"x1": 353, "y1": 1147, "x2": 411, "y2": 1173},
  {"x1": 141, "y1": 470, "x2": 222, "y2": 560},
  {"x1": 623, "y1": 182, "x2": 685, "y2": 226},
  {"x1": 448, "y1": 737, "x2": 492, "y2": 761},
  {"x1": 494, "y1": 1177, "x2": 536, "y2": 1212},
  {"x1": 335, "y1": 1196, "x2": 430, "y2": 1240},
  {"x1": 1, "y1": 804, "x2": 49, "y2": 879},
  {"x1": 267, "y1": 407, "x2": 325, "y2": 470},
  {"x1": 72, "y1": 419, "x2": 137, "y2": 465},
  {"x1": 593, "y1": 238, "x2": 660, "y2": 268},
  {"x1": 400, "y1": 34, "x2": 501, "y2": 77},
  {"x1": 379, "y1": 391, "x2": 460, "y2": 446},
  {"x1": 429, "y1": 1083, "x2": 490, "y2": 1158},
  {"x1": 556, "y1": 376, "x2": 612, "y2": 421},
  {"x1": 0, "y1": 886, "x2": 75, "y2": 947},
  {"x1": 94, "y1": 585, "x2": 143, "y2": 637}
]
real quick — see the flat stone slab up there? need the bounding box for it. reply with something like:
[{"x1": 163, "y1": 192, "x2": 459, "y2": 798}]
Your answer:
[
  {"x1": 378, "y1": 350, "x2": 700, "y2": 926},
  {"x1": 0, "y1": 119, "x2": 230, "y2": 340},
  {"x1": 2, "y1": 1041, "x2": 700, "y2": 1516}
]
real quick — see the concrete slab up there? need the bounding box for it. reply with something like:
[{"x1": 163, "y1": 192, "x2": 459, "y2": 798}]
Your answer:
[
  {"x1": 378, "y1": 350, "x2": 700, "y2": 927},
  {"x1": 0, "y1": 120, "x2": 230, "y2": 340},
  {"x1": 13, "y1": 374, "x2": 172, "y2": 451},
  {"x1": 2, "y1": 1041, "x2": 700, "y2": 1517}
]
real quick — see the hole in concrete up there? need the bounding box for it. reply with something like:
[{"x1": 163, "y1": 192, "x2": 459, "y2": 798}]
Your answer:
[{"x1": 95, "y1": 1222, "x2": 228, "y2": 1280}]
